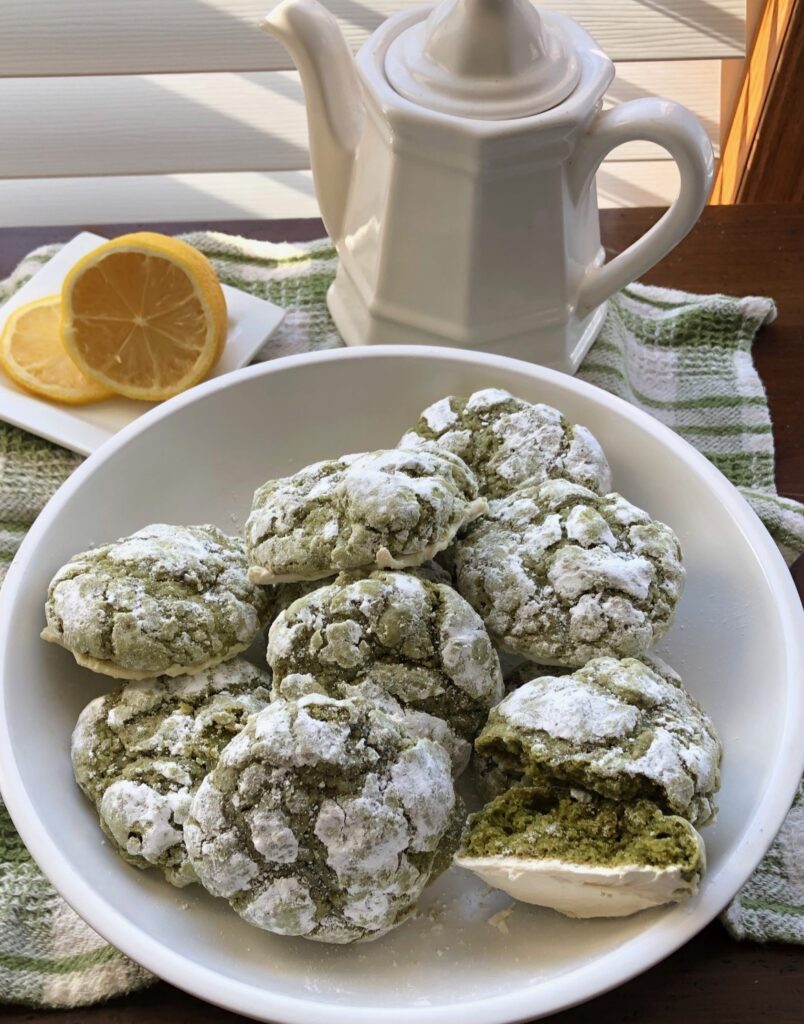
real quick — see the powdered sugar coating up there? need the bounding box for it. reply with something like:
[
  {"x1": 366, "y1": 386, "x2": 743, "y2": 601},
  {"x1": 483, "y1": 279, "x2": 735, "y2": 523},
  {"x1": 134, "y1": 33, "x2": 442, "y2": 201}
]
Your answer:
[
  {"x1": 452, "y1": 479, "x2": 685, "y2": 666},
  {"x1": 399, "y1": 389, "x2": 612, "y2": 499},
  {"x1": 262, "y1": 560, "x2": 454, "y2": 631},
  {"x1": 502, "y1": 652, "x2": 682, "y2": 696},
  {"x1": 274, "y1": 673, "x2": 472, "y2": 776},
  {"x1": 184, "y1": 695, "x2": 462, "y2": 943},
  {"x1": 43, "y1": 524, "x2": 270, "y2": 679},
  {"x1": 475, "y1": 657, "x2": 722, "y2": 825},
  {"x1": 244, "y1": 447, "x2": 485, "y2": 585},
  {"x1": 71, "y1": 658, "x2": 271, "y2": 885},
  {"x1": 267, "y1": 570, "x2": 503, "y2": 745}
]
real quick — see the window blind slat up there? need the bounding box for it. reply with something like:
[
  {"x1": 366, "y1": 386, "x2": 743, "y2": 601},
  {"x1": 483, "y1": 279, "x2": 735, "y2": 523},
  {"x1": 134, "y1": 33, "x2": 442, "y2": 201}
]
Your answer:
[
  {"x1": 0, "y1": 0, "x2": 746, "y2": 76},
  {"x1": 0, "y1": 161, "x2": 686, "y2": 228},
  {"x1": 0, "y1": 63, "x2": 720, "y2": 178}
]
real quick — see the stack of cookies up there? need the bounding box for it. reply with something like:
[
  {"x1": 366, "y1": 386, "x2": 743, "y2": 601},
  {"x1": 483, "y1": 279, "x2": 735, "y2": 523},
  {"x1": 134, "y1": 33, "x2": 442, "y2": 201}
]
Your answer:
[{"x1": 45, "y1": 387, "x2": 721, "y2": 940}]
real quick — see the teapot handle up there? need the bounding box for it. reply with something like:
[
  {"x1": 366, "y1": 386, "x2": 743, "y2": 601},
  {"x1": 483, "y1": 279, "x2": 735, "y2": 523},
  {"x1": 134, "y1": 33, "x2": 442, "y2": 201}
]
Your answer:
[{"x1": 571, "y1": 98, "x2": 714, "y2": 313}]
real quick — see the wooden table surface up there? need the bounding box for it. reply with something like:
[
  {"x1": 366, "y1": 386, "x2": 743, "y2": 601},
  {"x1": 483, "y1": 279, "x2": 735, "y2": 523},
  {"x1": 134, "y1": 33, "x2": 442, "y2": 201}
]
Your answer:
[{"x1": 0, "y1": 204, "x2": 801, "y2": 1023}]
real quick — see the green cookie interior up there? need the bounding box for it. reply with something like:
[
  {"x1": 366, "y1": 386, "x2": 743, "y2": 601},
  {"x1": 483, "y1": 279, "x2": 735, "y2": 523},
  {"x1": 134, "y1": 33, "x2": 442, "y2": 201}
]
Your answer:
[{"x1": 460, "y1": 785, "x2": 702, "y2": 880}]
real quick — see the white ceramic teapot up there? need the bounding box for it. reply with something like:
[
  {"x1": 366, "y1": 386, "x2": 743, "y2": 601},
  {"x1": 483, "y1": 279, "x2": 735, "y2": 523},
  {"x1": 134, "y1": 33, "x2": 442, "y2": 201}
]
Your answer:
[{"x1": 263, "y1": 0, "x2": 714, "y2": 372}]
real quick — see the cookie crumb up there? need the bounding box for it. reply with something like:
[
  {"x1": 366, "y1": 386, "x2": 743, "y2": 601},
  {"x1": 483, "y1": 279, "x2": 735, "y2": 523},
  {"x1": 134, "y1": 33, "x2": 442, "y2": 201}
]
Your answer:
[{"x1": 487, "y1": 905, "x2": 514, "y2": 934}]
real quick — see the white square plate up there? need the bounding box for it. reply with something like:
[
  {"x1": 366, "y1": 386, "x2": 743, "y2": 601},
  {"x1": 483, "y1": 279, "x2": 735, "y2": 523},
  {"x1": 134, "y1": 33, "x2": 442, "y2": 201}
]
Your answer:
[{"x1": 0, "y1": 232, "x2": 285, "y2": 454}]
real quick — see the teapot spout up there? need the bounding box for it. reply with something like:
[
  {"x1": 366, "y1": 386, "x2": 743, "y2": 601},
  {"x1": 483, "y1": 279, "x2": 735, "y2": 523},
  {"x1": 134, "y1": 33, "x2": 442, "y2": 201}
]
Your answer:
[{"x1": 262, "y1": 0, "x2": 363, "y2": 242}]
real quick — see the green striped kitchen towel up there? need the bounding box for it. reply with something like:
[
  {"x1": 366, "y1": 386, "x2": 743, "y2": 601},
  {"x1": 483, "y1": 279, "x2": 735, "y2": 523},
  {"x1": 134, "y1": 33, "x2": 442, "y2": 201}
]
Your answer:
[{"x1": 1, "y1": 233, "x2": 802, "y2": 1008}]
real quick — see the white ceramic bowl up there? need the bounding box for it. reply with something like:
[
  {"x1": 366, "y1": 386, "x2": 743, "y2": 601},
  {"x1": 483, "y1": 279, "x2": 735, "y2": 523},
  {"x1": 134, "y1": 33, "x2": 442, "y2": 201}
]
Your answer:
[{"x1": 1, "y1": 347, "x2": 802, "y2": 1024}]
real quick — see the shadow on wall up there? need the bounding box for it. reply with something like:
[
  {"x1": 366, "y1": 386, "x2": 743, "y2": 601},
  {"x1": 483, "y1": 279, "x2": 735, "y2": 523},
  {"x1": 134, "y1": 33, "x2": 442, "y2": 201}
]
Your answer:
[
  {"x1": 0, "y1": 0, "x2": 394, "y2": 75},
  {"x1": 606, "y1": 71, "x2": 719, "y2": 146},
  {"x1": 0, "y1": 0, "x2": 746, "y2": 75},
  {"x1": 0, "y1": 171, "x2": 318, "y2": 227},
  {"x1": 0, "y1": 71, "x2": 311, "y2": 179},
  {"x1": 634, "y1": 0, "x2": 745, "y2": 48},
  {"x1": 596, "y1": 162, "x2": 681, "y2": 208}
]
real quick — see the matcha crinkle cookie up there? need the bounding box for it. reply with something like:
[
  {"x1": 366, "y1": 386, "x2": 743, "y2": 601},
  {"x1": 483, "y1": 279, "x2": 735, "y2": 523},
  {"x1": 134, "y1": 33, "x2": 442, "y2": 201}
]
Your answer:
[
  {"x1": 184, "y1": 694, "x2": 463, "y2": 943},
  {"x1": 244, "y1": 446, "x2": 485, "y2": 584},
  {"x1": 71, "y1": 658, "x2": 272, "y2": 886},
  {"x1": 262, "y1": 560, "x2": 453, "y2": 630},
  {"x1": 452, "y1": 478, "x2": 685, "y2": 666},
  {"x1": 455, "y1": 784, "x2": 705, "y2": 918},
  {"x1": 267, "y1": 570, "x2": 504, "y2": 747},
  {"x1": 399, "y1": 388, "x2": 611, "y2": 498},
  {"x1": 475, "y1": 657, "x2": 722, "y2": 826},
  {"x1": 43, "y1": 524, "x2": 271, "y2": 679}
]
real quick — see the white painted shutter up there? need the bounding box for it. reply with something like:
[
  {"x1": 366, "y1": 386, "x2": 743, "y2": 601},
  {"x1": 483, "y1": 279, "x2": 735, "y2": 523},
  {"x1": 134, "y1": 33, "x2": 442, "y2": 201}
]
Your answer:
[{"x1": 0, "y1": 1, "x2": 743, "y2": 225}]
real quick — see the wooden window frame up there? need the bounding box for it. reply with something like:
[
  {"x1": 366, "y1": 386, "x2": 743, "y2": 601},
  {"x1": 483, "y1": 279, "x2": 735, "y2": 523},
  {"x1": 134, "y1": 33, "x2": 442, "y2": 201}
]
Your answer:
[{"x1": 712, "y1": 0, "x2": 803, "y2": 203}]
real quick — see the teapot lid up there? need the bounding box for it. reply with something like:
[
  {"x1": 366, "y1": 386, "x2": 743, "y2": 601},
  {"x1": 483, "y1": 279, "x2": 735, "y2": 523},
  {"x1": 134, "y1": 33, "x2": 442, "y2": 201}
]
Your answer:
[{"x1": 384, "y1": 0, "x2": 582, "y2": 120}]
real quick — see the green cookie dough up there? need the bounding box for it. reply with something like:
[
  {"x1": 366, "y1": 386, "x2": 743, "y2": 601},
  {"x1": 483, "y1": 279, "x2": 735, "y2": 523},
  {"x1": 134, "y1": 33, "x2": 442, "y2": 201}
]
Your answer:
[
  {"x1": 184, "y1": 694, "x2": 463, "y2": 943},
  {"x1": 471, "y1": 662, "x2": 571, "y2": 799},
  {"x1": 399, "y1": 388, "x2": 611, "y2": 499},
  {"x1": 452, "y1": 479, "x2": 685, "y2": 666},
  {"x1": 71, "y1": 658, "x2": 271, "y2": 886},
  {"x1": 43, "y1": 524, "x2": 271, "y2": 679},
  {"x1": 244, "y1": 447, "x2": 485, "y2": 585},
  {"x1": 475, "y1": 657, "x2": 721, "y2": 825},
  {"x1": 459, "y1": 784, "x2": 703, "y2": 880},
  {"x1": 267, "y1": 570, "x2": 504, "y2": 743}
]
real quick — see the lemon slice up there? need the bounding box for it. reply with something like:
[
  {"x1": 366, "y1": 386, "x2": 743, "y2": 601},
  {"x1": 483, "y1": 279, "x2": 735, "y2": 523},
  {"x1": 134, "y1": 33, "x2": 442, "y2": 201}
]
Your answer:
[
  {"x1": 0, "y1": 296, "x2": 113, "y2": 405},
  {"x1": 61, "y1": 232, "x2": 227, "y2": 402}
]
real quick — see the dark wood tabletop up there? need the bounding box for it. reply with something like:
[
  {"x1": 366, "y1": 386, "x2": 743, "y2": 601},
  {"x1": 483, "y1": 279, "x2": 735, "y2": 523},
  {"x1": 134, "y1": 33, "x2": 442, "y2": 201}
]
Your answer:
[{"x1": 0, "y1": 204, "x2": 801, "y2": 1023}]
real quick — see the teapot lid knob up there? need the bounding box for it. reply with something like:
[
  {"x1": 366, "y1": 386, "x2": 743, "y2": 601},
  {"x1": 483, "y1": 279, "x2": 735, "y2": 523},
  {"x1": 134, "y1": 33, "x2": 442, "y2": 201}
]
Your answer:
[{"x1": 385, "y1": 0, "x2": 582, "y2": 120}]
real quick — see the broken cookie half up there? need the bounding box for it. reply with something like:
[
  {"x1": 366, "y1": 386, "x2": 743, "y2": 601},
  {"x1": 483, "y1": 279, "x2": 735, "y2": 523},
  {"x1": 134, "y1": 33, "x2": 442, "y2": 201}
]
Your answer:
[{"x1": 455, "y1": 784, "x2": 705, "y2": 918}]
